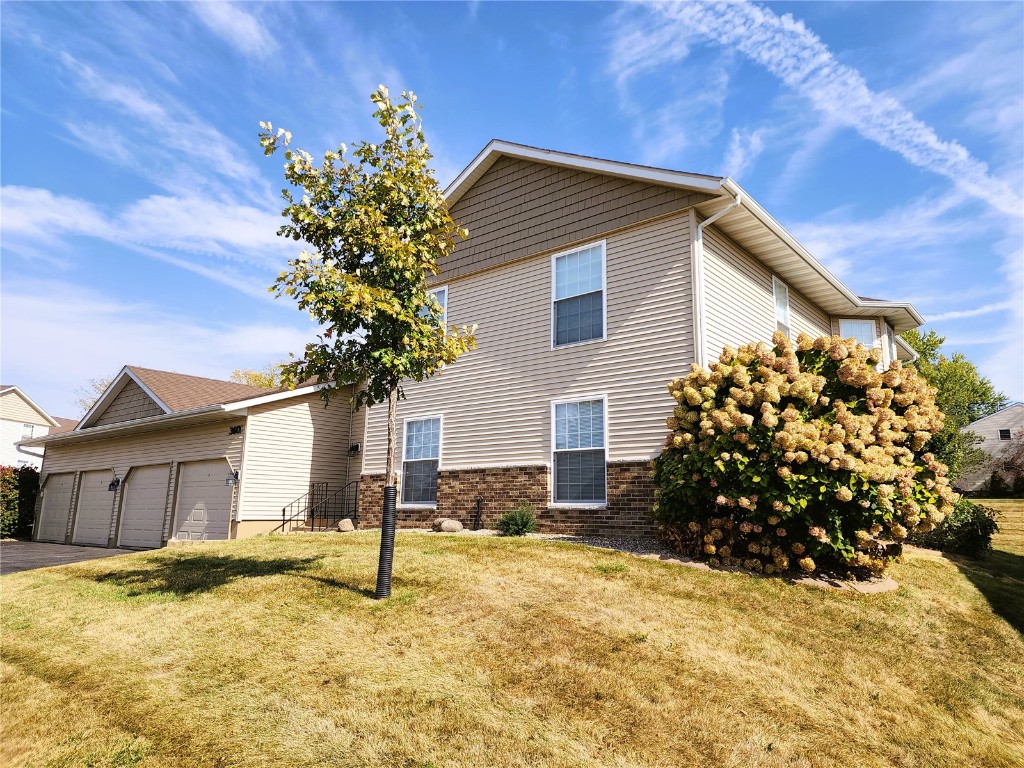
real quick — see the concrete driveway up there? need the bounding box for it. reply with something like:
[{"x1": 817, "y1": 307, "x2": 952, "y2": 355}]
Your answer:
[{"x1": 0, "y1": 541, "x2": 136, "y2": 576}]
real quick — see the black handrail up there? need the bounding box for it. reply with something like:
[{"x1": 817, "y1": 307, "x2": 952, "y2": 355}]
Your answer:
[{"x1": 272, "y1": 480, "x2": 360, "y2": 534}]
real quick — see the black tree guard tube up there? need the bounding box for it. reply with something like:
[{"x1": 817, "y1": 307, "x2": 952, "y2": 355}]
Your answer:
[{"x1": 374, "y1": 485, "x2": 398, "y2": 599}]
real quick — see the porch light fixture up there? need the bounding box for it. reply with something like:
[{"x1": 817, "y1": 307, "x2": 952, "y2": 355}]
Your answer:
[
  {"x1": 107, "y1": 478, "x2": 121, "y2": 492},
  {"x1": 348, "y1": 443, "x2": 362, "y2": 455},
  {"x1": 226, "y1": 470, "x2": 240, "y2": 486}
]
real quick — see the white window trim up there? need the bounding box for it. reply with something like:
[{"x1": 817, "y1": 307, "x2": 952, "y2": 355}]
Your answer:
[
  {"x1": 549, "y1": 394, "x2": 609, "y2": 507},
  {"x1": 772, "y1": 275, "x2": 791, "y2": 338},
  {"x1": 883, "y1": 322, "x2": 898, "y2": 367},
  {"x1": 398, "y1": 414, "x2": 443, "y2": 509},
  {"x1": 428, "y1": 285, "x2": 448, "y2": 327},
  {"x1": 21, "y1": 423, "x2": 35, "y2": 439},
  {"x1": 550, "y1": 240, "x2": 608, "y2": 350},
  {"x1": 838, "y1": 318, "x2": 881, "y2": 348}
]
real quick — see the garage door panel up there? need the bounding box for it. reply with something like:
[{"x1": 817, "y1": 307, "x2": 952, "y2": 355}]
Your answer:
[
  {"x1": 73, "y1": 470, "x2": 115, "y2": 546},
  {"x1": 118, "y1": 464, "x2": 170, "y2": 549},
  {"x1": 174, "y1": 460, "x2": 232, "y2": 541},
  {"x1": 37, "y1": 473, "x2": 75, "y2": 543}
]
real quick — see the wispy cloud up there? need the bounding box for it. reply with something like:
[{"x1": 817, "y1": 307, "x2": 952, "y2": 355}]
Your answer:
[
  {"x1": 0, "y1": 279, "x2": 316, "y2": 415},
  {"x1": 57, "y1": 51, "x2": 270, "y2": 203},
  {"x1": 722, "y1": 127, "x2": 767, "y2": 180},
  {"x1": 190, "y1": 1, "x2": 278, "y2": 58},
  {"x1": 926, "y1": 302, "x2": 1014, "y2": 323},
  {"x1": 1, "y1": 186, "x2": 292, "y2": 298},
  {"x1": 627, "y1": 1, "x2": 1021, "y2": 217}
]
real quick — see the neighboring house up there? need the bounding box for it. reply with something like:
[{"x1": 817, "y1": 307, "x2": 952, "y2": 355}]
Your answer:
[
  {"x1": 0, "y1": 385, "x2": 74, "y2": 468},
  {"x1": 356, "y1": 141, "x2": 922, "y2": 535},
  {"x1": 21, "y1": 141, "x2": 925, "y2": 548},
  {"x1": 956, "y1": 402, "x2": 1024, "y2": 493},
  {"x1": 20, "y1": 366, "x2": 363, "y2": 547}
]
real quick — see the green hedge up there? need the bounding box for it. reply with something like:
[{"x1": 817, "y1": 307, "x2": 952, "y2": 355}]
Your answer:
[{"x1": 1, "y1": 465, "x2": 40, "y2": 539}]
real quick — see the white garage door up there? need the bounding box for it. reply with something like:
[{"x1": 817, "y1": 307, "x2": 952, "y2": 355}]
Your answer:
[
  {"x1": 173, "y1": 460, "x2": 232, "y2": 541},
  {"x1": 73, "y1": 470, "x2": 115, "y2": 546},
  {"x1": 37, "y1": 473, "x2": 75, "y2": 543},
  {"x1": 118, "y1": 464, "x2": 170, "y2": 549}
]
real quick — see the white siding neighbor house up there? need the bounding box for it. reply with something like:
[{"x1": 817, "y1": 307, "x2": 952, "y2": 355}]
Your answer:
[
  {"x1": 0, "y1": 385, "x2": 74, "y2": 468},
  {"x1": 956, "y1": 402, "x2": 1024, "y2": 493}
]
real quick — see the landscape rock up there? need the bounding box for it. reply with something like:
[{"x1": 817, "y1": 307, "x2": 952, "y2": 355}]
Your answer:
[
  {"x1": 432, "y1": 518, "x2": 464, "y2": 533},
  {"x1": 336, "y1": 518, "x2": 355, "y2": 533}
]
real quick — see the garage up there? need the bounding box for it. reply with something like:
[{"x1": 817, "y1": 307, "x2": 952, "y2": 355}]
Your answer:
[
  {"x1": 72, "y1": 470, "x2": 115, "y2": 546},
  {"x1": 36, "y1": 473, "x2": 75, "y2": 542},
  {"x1": 172, "y1": 459, "x2": 233, "y2": 541},
  {"x1": 118, "y1": 464, "x2": 170, "y2": 549}
]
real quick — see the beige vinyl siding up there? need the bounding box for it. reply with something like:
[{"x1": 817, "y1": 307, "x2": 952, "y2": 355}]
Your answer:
[
  {"x1": 443, "y1": 156, "x2": 714, "y2": 282},
  {"x1": 789, "y1": 288, "x2": 832, "y2": 339},
  {"x1": 0, "y1": 391, "x2": 50, "y2": 424},
  {"x1": 703, "y1": 227, "x2": 775, "y2": 360},
  {"x1": 41, "y1": 419, "x2": 244, "y2": 542},
  {"x1": 93, "y1": 379, "x2": 165, "y2": 426},
  {"x1": 236, "y1": 389, "x2": 357, "y2": 521},
  {"x1": 703, "y1": 227, "x2": 830, "y2": 359},
  {"x1": 363, "y1": 212, "x2": 695, "y2": 473}
]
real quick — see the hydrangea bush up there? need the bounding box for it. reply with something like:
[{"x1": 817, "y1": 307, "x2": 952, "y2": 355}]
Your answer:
[{"x1": 652, "y1": 332, "x2": 958, "y2": 577}]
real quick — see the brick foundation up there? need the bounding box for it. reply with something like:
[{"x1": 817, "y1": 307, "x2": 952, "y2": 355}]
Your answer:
[{"x1": 357, "y1": 459, "x2": 657, "y2": 536}]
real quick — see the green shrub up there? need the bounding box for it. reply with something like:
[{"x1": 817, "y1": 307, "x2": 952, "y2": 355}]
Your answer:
[
  {"x1": 1, "y1": 465, "x2": 40, "y2": 539},
  {"x1": 496, "y1": 504, "x2": 538, "y2": 536},
  {"x1": 653, "y1": 332, "x2": 958, "y2": 577},
  {"x1": 987, "y1": 471, "x2": 1010, "y2": 498},
  {"x1": 907, "y1": 498, "x2": 998, "y2": 558}
]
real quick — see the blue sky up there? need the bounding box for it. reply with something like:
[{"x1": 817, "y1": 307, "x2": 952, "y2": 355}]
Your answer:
[{"x1": 2, "y1": 0, "x2": 1022, "y2": 417}]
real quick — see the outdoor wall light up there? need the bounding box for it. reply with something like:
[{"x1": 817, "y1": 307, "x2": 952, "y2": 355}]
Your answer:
[
  {"x1": 348, "y1": 443, "x2": 362, "y2": 455},
  {"x1": 107, "y1": 478, "x2": 121, "y2": 492},
  {"x1": 225, "y1": 470, "x2": 240, "y2": 486}
]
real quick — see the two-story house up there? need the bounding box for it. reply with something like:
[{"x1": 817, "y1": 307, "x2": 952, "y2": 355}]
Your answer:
[
  {"x1": 354, "y1": 141, "x2": 922, "y2": 535},
  {"x1": 22, "y1": 141, "x2": 923, "y2": 547},
  {"x1": 0, "y1": 385, "x2": 75, "y2": 468}
]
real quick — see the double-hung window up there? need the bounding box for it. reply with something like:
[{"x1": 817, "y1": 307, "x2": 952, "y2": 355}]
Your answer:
[
  {"x1": 552, "y1": 398, "x2": 607, "y2": 504},
  {"x1": 553, "y1": 243, "x2": 605, "y2": 347},
  {"x1": 772, "y1": 276, "x2": 790, "y2": 338},
  {"x1": 839, "y1": 319, "x2": 878, "y2": 349},
  {"x1": 420, "y1": 286, "x2": 447, "y2": 326},
  {"x1": 402, "y1": 417, "x2": 441, "y2": 505}
]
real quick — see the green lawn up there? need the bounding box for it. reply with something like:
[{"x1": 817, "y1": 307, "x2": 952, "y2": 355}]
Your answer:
[{"x1": 2, "y1": 528, "x2": 1023, "y2": 768}]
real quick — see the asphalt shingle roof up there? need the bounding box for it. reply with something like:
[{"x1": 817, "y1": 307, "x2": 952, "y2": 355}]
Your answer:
[{"x1": 126, "y1": 366, "x2": 276, "y2": 413}]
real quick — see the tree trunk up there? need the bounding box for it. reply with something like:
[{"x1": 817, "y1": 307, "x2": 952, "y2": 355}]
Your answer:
[{"x1": 375, "y1": 387, "x2": 400, "y2": 599}]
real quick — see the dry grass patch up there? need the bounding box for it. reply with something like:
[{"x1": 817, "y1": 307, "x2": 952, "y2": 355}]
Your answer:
[{"x1": 2, "y1": 531, "x2": 1023, "y2": 768}]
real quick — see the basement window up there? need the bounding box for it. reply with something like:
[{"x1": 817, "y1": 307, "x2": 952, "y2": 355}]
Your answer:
[
  {"x1": 552, "y1": 397, "x2": 607, "y2": 504},
  {"x1": 553, "y1": 242, "x2": 605, "y2": 347},
  {"x1": 402, "y1": 417, "x2": 441, "y2": 506}
]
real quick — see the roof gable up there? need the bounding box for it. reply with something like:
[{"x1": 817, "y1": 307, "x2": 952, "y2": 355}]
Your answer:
[
  {"x1": 442, "y1": 153, "x2": 717, "y2": 280},
  {"x1": 0, "y1": 386, "x2": 60, "y2": 427},
  {"x1": 79, "y1": 366, "x2": 274, "y2": 430}
]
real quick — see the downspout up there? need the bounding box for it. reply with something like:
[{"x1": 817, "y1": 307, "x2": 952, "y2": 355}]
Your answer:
[
  {"x1": 692, "y1": 190, "x2": 743, "y2": 366},
  {"x1": 16, "y1": 444, "x2": 45, "y2": 461}
]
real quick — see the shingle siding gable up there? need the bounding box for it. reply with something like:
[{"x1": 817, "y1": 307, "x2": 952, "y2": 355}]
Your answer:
[{"x1": 442, "y1": 155, "x2": 715, "y2": 281}]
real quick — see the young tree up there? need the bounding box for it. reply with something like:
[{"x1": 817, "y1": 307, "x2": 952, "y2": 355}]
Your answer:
[
  {"x1": 260, "y1": 86, "x2": 475, "y2": 598},
  {"x1": 901, "y1": 329, "x2": 1007, "y2": 481},
  {"x1": 229, "y1": 361, "x2": 286, "y2": 388},
  {"x1": 73, "y1": 374, "x2": 115, "y2": 414}
]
